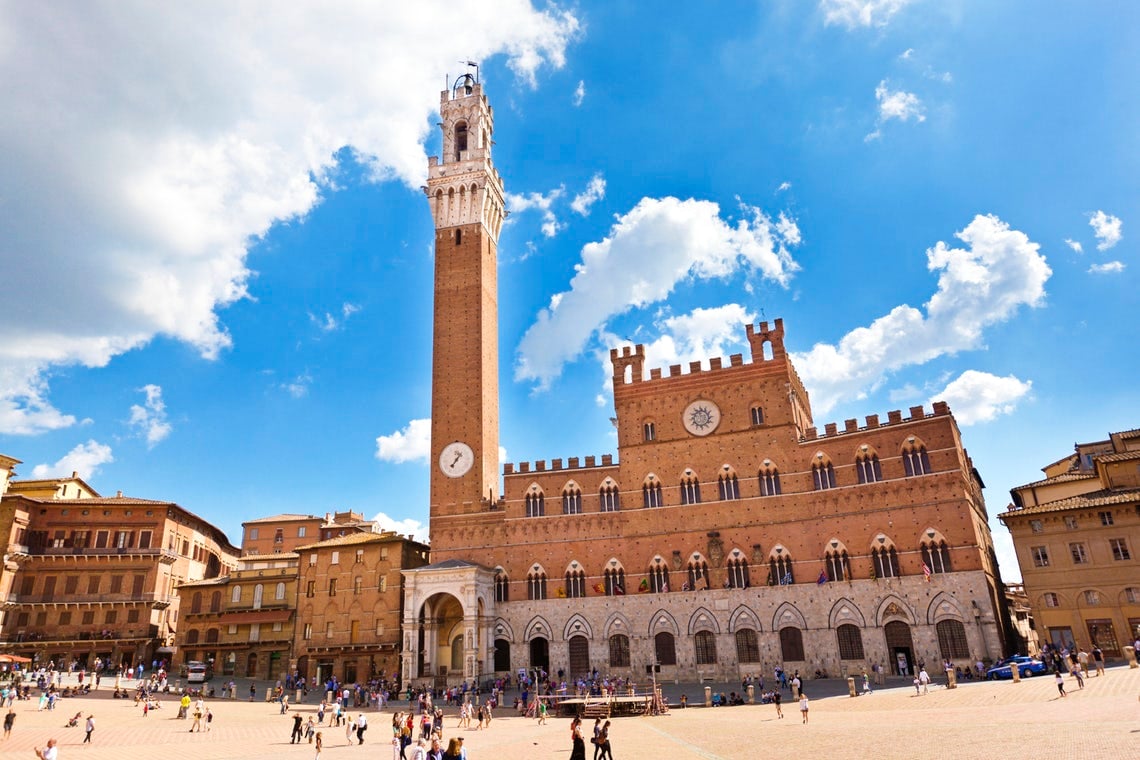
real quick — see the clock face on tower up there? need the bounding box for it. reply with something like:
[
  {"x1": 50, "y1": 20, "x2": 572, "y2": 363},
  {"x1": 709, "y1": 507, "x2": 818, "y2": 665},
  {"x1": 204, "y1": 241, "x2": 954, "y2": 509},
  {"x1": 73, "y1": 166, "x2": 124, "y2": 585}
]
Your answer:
[
  {"x1": 439, "y1": 441, "x2": 475, "y2": 478},
  {"x1": 682, "y1": 399, "x2": 721, "y2": 436}
]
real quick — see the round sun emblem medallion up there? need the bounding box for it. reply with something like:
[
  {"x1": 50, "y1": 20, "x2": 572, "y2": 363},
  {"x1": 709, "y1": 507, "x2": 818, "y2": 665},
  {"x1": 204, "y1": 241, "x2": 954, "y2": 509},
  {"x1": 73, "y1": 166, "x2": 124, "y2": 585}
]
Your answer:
[{"x1": 682, "y1": 399, "x2": 721, "y2": 436}]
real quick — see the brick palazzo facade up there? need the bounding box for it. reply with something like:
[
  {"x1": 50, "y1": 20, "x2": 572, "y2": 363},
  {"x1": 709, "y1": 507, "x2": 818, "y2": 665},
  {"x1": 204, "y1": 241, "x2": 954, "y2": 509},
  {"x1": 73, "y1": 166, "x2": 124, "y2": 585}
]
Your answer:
[{"x1": 401, "y1": 78, "x2": 1014, "y2": 688}]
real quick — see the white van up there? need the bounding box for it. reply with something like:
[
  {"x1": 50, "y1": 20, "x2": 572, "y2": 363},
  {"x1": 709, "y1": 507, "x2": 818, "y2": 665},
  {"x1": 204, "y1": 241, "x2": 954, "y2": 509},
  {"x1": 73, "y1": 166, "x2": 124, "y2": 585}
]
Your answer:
[{"x1": 187, "y1": 661, "x2": 211, "y2": 684}]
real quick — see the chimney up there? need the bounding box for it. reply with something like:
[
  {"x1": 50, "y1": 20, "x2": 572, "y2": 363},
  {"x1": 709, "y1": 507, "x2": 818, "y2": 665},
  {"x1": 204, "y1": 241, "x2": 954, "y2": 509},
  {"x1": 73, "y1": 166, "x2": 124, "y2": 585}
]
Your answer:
[
  {"x1": 72, "y1": 471, "x2": 78, "y2": 478},
  {"x1": 116, "y1": 490, "x2": 123, "y2": 497}
]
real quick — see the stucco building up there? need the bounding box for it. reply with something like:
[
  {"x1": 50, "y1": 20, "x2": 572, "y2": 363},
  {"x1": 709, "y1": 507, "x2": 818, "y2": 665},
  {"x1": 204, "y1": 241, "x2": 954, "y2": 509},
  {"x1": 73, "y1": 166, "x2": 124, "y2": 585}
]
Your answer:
[
  {"x1": 0, "y1": 474, "x2": 239, "y2": 670},
  {"x1": 1000, "y1": 427, "x2": 1140, "y2": 657},
  {"x1": 240, "y1": 511, "x2": 383, "y2": 557},
  {"x1": 400, "y1": 78, "x2": 1012, "y2": 688}
]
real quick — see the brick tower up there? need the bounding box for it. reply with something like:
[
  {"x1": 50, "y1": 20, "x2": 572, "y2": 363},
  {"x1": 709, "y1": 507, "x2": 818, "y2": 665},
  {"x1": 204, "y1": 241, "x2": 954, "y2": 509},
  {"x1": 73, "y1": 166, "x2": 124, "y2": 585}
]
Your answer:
[{"x1": 426, "y1": 75, "x2": 506, "y2": 516}]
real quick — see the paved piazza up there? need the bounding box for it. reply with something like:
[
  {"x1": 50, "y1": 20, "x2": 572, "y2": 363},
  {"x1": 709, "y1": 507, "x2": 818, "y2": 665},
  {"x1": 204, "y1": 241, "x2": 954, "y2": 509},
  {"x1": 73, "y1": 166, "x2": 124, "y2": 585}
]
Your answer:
[{"x1": 0, "y1": 668, "x2": 1136, "y2": 760}]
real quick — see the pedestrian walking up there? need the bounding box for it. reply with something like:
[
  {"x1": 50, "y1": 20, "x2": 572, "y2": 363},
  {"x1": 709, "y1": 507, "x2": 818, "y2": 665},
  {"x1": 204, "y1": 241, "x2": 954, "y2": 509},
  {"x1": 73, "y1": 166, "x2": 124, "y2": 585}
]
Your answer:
[
  {"x1": 569, "y1": 716, "x2": 586, "y2": 760},
  {"x1": 3, "y1": 707, "x2": 15, "y2": 739},
  {"x1": 83, "y1": 714, "x2": 95, "y2": 744},
  {"x1": 206, "y1": 708, "x2": 213, "y2": 732},
  {"x1": 596, "y1": 720, "x2": 614, "y2": 760},
  {"x1": 773, "y1": 690, "x2": 783, "y2": 718},
  {"x1": 1072, "y1": 661, "x2": 1085, "y2": 689},
  {"x1": 190, "y1": 703, "x2": 203, "y2": 732},
  {"x1": 345, "y1": 713, "x2": 355, "y2": 744},
  {"x1": 1054, "y1": 670, "x2": 1066, "y2": 697},
  {"x1": 357, "y1": 713, "x2": 368, "y2": 745},
  {"x1": 1092, "y1": 646, "x2": 1105, "y2": 676},
  {"x1": 315, "y1": 732, "x2": 323, "y2": 760},
  {"x1": 292, "y1": 712, "x2": 305, "y2": 744},
  {"x1": 592, "y1": 717, "x2": 603, "y2": 760},
  {"x1": 250, "y1": 683, "x2": 257, "y2": 702},
  {"x1": 799, "y1": 693, "x2": 810, "y2": 723}
]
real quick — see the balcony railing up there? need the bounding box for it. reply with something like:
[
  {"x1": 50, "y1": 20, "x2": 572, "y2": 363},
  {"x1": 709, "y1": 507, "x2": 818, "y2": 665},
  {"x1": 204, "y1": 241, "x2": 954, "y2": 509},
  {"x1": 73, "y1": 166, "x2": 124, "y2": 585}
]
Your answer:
[
  {"x1": 16, "y1": 546, "x2": 179, "y2": 561},
  {"x1": 4, "y1": 592, "x2": 173, "y2": 605}
]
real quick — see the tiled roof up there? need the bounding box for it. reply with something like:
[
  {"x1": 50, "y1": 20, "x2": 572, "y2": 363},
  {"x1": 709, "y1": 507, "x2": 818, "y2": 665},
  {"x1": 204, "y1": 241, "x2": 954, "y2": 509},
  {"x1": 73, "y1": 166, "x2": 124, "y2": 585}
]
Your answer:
[
  {"x1": 242, "y1": 513, "x2": 318, "y2": 524},
  {"x1": 1115, "y1": 428, "x2": 1140, "y2": 440},
  {"x1": 1041, "y1": 453, "x2": 1077, "y2": 471},
  {"x1": 177, "y1": 577, "x2": 230, "y2": 588},
  {"x1": 294, "y1": 531, "x2": 405, "y2": 551},
  {"x1": 55, "y1": 496, "x2": 173, "y2": 505},
  {"x1": 1094, "y1": 450, "x2": 1140, "y2": 464},
  {"x1": 239, "y1": 552, "x2": 299, "y2": 562},
  {"x1": 1019, "y1": 471, "x2": 1098, "y2": 489},
  {"x1": 1000, "y1": 487, "x2": 1140, "y2": 519},
  {"x1": 408, "y1": 558, "x2": 493, "y2": 572}
]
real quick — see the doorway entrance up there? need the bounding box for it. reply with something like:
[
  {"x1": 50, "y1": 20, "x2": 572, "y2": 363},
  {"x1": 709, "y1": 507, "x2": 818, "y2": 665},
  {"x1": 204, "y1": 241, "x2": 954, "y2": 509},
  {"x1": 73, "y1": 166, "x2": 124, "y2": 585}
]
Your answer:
[{"x1": 884, "y1": 620, "x2": 914, "y2": 676}]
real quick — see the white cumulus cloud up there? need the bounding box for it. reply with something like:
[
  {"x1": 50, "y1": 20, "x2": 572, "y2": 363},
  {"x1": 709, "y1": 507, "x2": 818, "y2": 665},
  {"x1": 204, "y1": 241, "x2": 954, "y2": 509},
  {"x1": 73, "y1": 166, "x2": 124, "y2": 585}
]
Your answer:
[
  {"x1": 821, "y1": 0, "x2": 912, "y2": 29},
  {"x1": 515, "y1": 196, "x2": 801, "y2": 389},
  {"x1": 506, "y1": 186, "x2": 566, "y2": 237},
  {"x1": 570, "y1": 174, "x2": 606, "y2": 216},
  {"x1": 0, "y1": 2, "x2": 579, "y2": 436},
  {"x1": 376, "y1": 418, "x2": 431, "y2": 464},
  {"x1": 931, "y1": 370, "x2": 1032, "y2": 425},
  {"x1": 1088, "y1": 261, "x2": 1125, "y2": 274},
  {"x1": 1089, "y1": 210, "x2": 1122, "y2": 250},
  {"x1": 128, "y1": 384, "x2": 172, "y2": 447},
  {"x1": 573, "y1": 80, "x2": 585, "y2": 106},
  {"x1": 1064, "y1": 238, "x2": 1083, "y2": 254},
  {"x1": 866, "y1": 80, "x2": 925, "y2": 141},
  {"x1": 31, "y1": 440, "x2": 115, "y2": 481},
  {"x1": 371, "y1": 511, "x2": 430, "y2": 543},
  {"x1": 794, "y1": 214, "x2": 1051, "y2": 416}
]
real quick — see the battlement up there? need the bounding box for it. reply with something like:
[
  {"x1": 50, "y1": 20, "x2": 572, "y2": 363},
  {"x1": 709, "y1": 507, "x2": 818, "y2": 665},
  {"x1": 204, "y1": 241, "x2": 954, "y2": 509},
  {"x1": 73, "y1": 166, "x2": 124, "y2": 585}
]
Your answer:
[
  {"x1": 745, "y1": 318, "x2": 786, "y2": 361},
  {"x1": 800, "y1": 401, "x2": 952, "y2": 441},
  {"x1": 504, "y1": 453, "x2": 615, "y2": 476}
]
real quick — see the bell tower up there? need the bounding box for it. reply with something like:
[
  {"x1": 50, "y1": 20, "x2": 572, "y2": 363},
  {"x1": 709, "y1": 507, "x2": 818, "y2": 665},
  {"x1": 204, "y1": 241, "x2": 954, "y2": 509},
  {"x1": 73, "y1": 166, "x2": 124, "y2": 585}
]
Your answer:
[{"x1": 427, "y1": 74, "x2": 506, "y2": 517}]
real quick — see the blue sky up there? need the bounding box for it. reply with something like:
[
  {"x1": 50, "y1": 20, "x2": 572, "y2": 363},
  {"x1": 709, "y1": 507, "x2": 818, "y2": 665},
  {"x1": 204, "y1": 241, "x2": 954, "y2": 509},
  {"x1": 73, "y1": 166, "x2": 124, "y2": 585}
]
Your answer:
[{"x1": 1, "y1": 1, "x2": 1136, "y2": 581}]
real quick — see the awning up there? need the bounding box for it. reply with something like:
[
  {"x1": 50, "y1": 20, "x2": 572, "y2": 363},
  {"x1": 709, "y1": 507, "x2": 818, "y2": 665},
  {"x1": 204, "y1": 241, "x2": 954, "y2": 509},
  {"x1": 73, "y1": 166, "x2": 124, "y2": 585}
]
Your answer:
[{"x1": 220, "y1": 609, "x2": 293, "y2": 625}]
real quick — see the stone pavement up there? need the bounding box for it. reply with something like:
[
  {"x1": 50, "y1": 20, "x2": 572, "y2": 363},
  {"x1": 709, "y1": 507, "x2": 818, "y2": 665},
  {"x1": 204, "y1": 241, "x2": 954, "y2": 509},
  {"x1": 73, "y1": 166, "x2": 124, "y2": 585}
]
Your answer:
[{"x1": 0, "y1": 666, "x2": 1136, "y2": 760}]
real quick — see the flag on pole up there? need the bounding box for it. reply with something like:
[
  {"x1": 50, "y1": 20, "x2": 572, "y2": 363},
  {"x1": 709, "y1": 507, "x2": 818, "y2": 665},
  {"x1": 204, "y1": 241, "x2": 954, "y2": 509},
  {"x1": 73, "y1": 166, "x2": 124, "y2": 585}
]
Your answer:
[
  {"x1": 922, "y1": 563, "x2": 932, "y2": 582},
  {"x1": 817, "y1": 570, "x2": 828, "y2": 585},
  {"x1": 780, "y1": 572, "x2": 793, "y2": 586}
]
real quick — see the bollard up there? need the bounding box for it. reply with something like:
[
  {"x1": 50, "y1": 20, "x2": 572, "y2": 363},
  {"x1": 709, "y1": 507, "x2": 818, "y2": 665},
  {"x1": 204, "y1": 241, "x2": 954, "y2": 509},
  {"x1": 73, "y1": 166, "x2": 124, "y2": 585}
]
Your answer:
[
  {"x1": 1124, "y1": 645, "x2": 1137, "y2": 669},
  {"x1": 327, "y1": 690, "x2": 334, "y2": 704},
  {"x1": 1010, "y1": 664, "x2": 1020, "y2": 683},
  {"x1": 846, "y1": 676, "x2": 856, "y2": 697},
  {"x1": 946, "y1": 668, "x2": 957, "y2": 689},
  {"x1": 747, "y1": 684, "x2": 754, "y2": 704},
  {"x1": 704, "y1": 686, "x2": 712, "y2": 707},
  {"x1": 296, "y1": 688, "x2": 302, "y2": 703},
  {"x1": 265, "y1": 687, "x2": 273, "y2": 702},
  {"x1": 791, "y1": 682, "x2": 799, "y2": 699}
]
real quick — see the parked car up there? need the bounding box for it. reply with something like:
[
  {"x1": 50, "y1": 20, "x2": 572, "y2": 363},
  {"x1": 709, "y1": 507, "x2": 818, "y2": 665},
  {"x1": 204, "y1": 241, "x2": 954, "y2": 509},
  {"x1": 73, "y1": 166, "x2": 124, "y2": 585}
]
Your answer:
[{"x1": 986, "y1": 656, "x2": 1048, "y2": 680}]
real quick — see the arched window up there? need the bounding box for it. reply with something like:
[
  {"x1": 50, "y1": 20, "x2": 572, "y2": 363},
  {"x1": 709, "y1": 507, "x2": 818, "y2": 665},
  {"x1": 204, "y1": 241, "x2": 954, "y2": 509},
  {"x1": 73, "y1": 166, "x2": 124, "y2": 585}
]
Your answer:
[
  {"x1": 921, "y1": 536, "x2": 952, "y2": 574},
  {"x1": 735, "y1": 629, "x2": 760, "y2": 663},
  {"x1": 718, "y1": 469, "x2": 740, "y2": 500},
  {"x1": 209, "y1": 591, "x2": 221, "y2": 613},
  {"x1": 494, "y1": 570, "x2": 509, "y2": 603},
  {"x1": 870, "y1": 544, "x2": 898, "y2": 578},
  {"x1": 687, "y1": 558, "x2": 710, "y2": 591},
  {"x1": 643, "y1": 476, "x2": 662, "y2": 508},
  {"x1": 655, "y1": 632, "x2": 677, "y2": 666},
  {"x1": 769, "y1": 549, "x2": 794, "y2": 585},
  {"x1": 527, "y1": 566, "x2": 547, "y2": 601},
  {"x1": 648, "y1": 557, "x2": 670, "y2": 593},
  {"x1": 252, "y1": 584, "x2": 263, "y2": 609},
  {"x1": 604, "y1": 566, "x2": 626, "y2": 596},
  {"x1": 825, "y1": 542, "x2": 851, "y2": 582},
  {"x1": 231, "y1": 585, "x2": 242, "y2": 605},
  {"x1": 275, "y1": 582, "x2": 286, "y2": 601},
  {"x1": 599, "y1": 481, "x2": 620, "y2": 512},
  {"x1": 609, "y1": 634, "x2": 630, "y2": 667},
  {"x1": 902, "y1": 438, "x2": 932, "y2": 477},
  {"x1": 779, "y1": 627, "x2": 804, "y2": 661},
  {"x1": 186, "y1": 629, "x2": 200, "y2": 645},
  {"x1": 190, "y1": 592, "x2": 202, "y2": 614},
  {"x1": 680, "y1": 472, "x2": 701, "y2": 505},
  {"x1": 856, "y1": 448, "x2": 882, "y2": 484},
  {"x1": 812, "y1": 454, "x2": 837, "y2": 490},
  {"x1": 525, "y1": 486, "x2": 545, "y2": 518},
  {"x1": 565, "y1": 567, "x2": 586, "y2": 599},
  {"x1": 205, "y1": 628, "x2": 219, "y2": 644},
  {"x1": 750, "y1": 406, "x2": 765, "y2": 426},
  {"x1": 726, "y1": 556, "x2": 750, "y2": 589},
  {"x1": 353, "y1": 576, "x2": 362, "y2": 595},
  {"x1": 936, "y1": 619, "x2": 970, "y2": 659},
  {"x1": 562, "y1": 484, "x2": 582, "y2": 515},
  {"x1": 694, "y1": 630, "x2": 717, "y2": 665},
  {"x1": 836, "y1": 624, "x2": 864, "y2": 660},
  {"x1": 643, "y1": 421, "x2": 656, "y2": 442},
  {"x1": 454, "y1": 121, "x2": 468, "y2": 159},
  {"x1": 758, "y1": 462, "x2": 782, "y2": 497}
]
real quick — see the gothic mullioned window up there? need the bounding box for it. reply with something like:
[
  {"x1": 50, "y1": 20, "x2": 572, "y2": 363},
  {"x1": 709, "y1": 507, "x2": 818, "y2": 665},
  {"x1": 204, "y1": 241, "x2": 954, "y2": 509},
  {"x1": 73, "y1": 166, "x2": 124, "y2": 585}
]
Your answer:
[
  {"x1": 643, "y1": 476, "x2": 662, "y2": 508},
  {"x1": 525, "y1": 487, "x2": 545, "y2": 518},
  {"x1": 527, "y1": 566, "x2": 547, "y2": 601},
  {"x1": 599, "y1": 481, "x2": 620, "y2": 512},
  {"x1": 825, "y1": 545, "x2": 851, "y2": 582},
  {"x1": 726, "y1": 556, "x2": 750, "y2": 589},
  {"x1": 855, "y1": 448, "x2": 882, "y2": 484},
  {"x1": 812, "y1": 454, "x2": 837, "y2": 490},
  {"x1": 758, "y1": 462, "x2": 782, "y2": 496},
  {"x1": 750, "y1": 406, "x2": 765, "y2": 426},
  {"x1": 687, "y1": 558, "x2": 710, "y2": 591},
  {"x1": 565, "y1": 567, "x2": 587, "y2": 599},
  {"x1": 604, "y1": 566, "x2": 626, "y2": 596},
  {"x1": 562, "y1": 484, "x2": 582, "y2": 515},
  {"x1": 648, "y1": 558, "x2": 670, "y2": 593},
  {"x1": 494, "y1": 570, "x2": 509, "y2": 602},
  {"x1": 902, "y1": 438, "x2": 932, "y2": 476},
  {"x1": 718, "y1": 468, "x2": 740, "y2": 500},
  {"x1": 680, "y1": 473, "x2": 701, "y2": 505},
  {"x1": 921, "y1": 534, "x2": 952, "y2": 574},
  {"x1": 769, "y1": 549, "x2": 794, "y2": 585},
  {"x1": 872, "y1": 543, "x2": 901, "y2": 579},
  {"x1": 643, "y1": 421, "x2": 656, "y2": 442}
]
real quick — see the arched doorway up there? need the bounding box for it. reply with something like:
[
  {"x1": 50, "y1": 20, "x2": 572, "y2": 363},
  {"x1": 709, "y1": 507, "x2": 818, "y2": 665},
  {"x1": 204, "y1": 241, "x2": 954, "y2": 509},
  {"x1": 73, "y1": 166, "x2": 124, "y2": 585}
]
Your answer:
[
  {"x1": 246, "y1": 652, "x2": 258, "y2": 679},
  {"x1": 568, "y1": 635, "x2": 590, "y2": 678},
  {"x1": 494, "y1": 639, "x2": 510, "y2": 672},
  {"x1": 529, "y1": 637, "x2": 549, "y2": 675},
  {"x1": 417, "y1": 593, "x2": 466, "y2": 680},
  {"x1": 884, "y1": 620, "x2": 914, "y2": 675}
]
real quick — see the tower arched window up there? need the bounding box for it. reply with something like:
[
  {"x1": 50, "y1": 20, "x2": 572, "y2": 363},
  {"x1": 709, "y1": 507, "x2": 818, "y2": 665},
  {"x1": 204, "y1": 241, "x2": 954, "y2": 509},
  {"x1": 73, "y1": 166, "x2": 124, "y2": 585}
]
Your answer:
[
  {"x1": 562, "y1": 485, "x2": 582, "y2": 515},
  {"x1": 648, "y1": 557, "x2": 670, "y2": 593},
  {"x1": 758, "y1": 463, "x2": 782, "y2": 497},
  {"x1": 718, "y1": 469, "x2": 740, "y2": 501},
  {"x1": 856, "y1": 449, "x2": 882, "y2": 484},
  {"x1": 680, "y1": 473, "x2": 701, "y2": 505},
  {"x1": 643, "y1": 421, "x2": 656, "y2": 442},
  {"x1": 921, "y1": 537, "x2": 952, "y2": 574},
  {"x1": 525, "y1": 488, "x2": 545, "y2": 518},
  {"x1": 527, "y1": 567, "x2": 547, "y2": 601},
  {"x1": 565, "y1": 567, "x2": 586, "y2": 599},
  {"x1": 599, "y1": 482, "x2": 620, "y2": 512},
  {"x1": 454, "y1": 121, "x2": 468, "y2": 159},
  {"x1": 687, "y1": 558, "x2": 710, "y2": 591},
  {"x1": 812, "y1": 454, "x2": 837, "y2": 490},
  {"x1": 825, "y1": 546, "x2": 851, "y2": 582},
  {"x1": 750, "y1": 406, "x2": 765, "y2": 426},
  {"x1": 603, "y1": 566, "x2": 625, "y2": 596},
  {"x1": 902, "y1": 438, "x2": 932, "y2": 477},
  {"x1": 726, "y1": 556, "x2": 750, "y2": 589},
  {"x1": 494, "y1": 570, "x2": 509, "y2": 603},
  {"x1": 643, "y1": 477, "x2": 662, "y2": 508}
]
